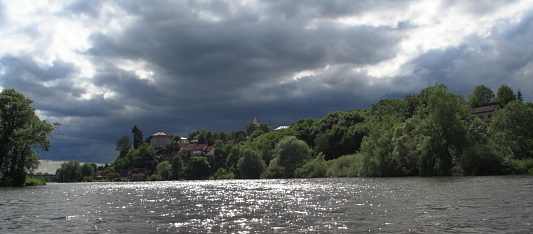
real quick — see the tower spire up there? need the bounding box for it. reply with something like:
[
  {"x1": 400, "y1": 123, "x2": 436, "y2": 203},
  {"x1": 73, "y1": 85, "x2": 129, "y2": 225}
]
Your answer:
[{"x1": 253, "y1": 116, "x2": 259, "y2": 126}]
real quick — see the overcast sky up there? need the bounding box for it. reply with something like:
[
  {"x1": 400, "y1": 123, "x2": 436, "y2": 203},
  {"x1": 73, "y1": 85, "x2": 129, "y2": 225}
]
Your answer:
[{"x1": 1, "y1": 0, "x2": 532, "y2": 169}]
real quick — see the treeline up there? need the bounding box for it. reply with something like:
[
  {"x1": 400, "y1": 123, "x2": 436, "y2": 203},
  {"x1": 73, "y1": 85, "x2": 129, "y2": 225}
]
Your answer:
[{"x1": 97, "y1": 84, "x2": 532, "y2": 182}]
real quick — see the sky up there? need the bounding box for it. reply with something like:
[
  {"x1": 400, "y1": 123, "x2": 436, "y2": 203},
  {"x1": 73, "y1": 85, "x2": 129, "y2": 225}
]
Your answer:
[{"x1": 1, "y1": 0, "x2": 533, "y2": 171}]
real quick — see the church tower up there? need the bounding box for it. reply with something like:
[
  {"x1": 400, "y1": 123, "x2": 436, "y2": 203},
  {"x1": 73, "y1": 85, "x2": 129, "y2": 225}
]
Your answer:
[{"x1": 253, "y1": 117, "x2": 259, "y2": 126}]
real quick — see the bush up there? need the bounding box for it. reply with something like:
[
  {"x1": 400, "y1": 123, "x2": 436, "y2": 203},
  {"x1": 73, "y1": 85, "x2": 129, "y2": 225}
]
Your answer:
[
  {"x1": 508, "y1": 158, "x2": 533, "y2": 174},
  {"x1": 326, "y1": 154, "x2": 361, "y2": 177},
  {"x1": 25, "y1": 177, "x2": 46, "y2": 186},
  {"x1": 295, "y1": 154, "x2": 329, "y2": 178}
]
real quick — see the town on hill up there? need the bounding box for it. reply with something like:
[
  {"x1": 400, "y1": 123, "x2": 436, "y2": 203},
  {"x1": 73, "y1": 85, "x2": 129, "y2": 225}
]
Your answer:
[{"x1": 50, "y1": 84, "x2": 533, "y2": 182}]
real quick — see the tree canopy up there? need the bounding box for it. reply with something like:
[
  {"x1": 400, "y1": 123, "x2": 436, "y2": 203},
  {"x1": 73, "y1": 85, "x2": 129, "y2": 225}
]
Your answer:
[{"x1": 0, "y1": 89, "x2": 58, "y2": 187}]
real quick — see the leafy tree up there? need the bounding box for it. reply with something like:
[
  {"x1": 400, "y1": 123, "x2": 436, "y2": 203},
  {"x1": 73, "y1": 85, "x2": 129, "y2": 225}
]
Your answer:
[
  {"x1": 81, "y1": 163, "x2": 95, "y2": 177},
  {"x1": 258, "y1": 122, "x2": 271, "y2": 134},
  {"x1": 245, "y1": 122, "x2": 258, "y2": 137},
  {"x1": 495, "y1": 85, "x2": 515, "y2": 108},
  {"x1": 268, "y1": 136, "x2": 312, "y2": 178},
  {"x1": 56, "y1": 160, "x2": 82, "y2": 182},
  {"x1": 237, "y1": 148, "x2": 266, "y2": 179},
  {"x1": 312, "y1": 110, "x2": 366, "y2": 160},
  {"x1": 295, "y1": 153, "x2": 328, "y2": 178},
  {"x1": 186, "y1": 156, "x2": 211, "y2": 180},
  {"x1": 171, "y1": 155, "x2": 184, "y2": 180},
  {"x1": 418, "y1": 84, "x2": 470, "y2": 176},
  {"x1": 116, "y1": 135, "x2": 132, "y2": 158},
  {"x1": 490, "y1": 100, "x2": 533, "y2": 159},
  {"x1": 468, "y1": 85, "x2": 495, "y2": 108},
  {"x1": 156, "y1": 161, "x2": 172, "y2": 180},
  {"x1": 0, "y1": 89, "x2": 57, "y2": 186},
  {"x1": 132, "y1": 125, "x2": 143, "y2": 149}
]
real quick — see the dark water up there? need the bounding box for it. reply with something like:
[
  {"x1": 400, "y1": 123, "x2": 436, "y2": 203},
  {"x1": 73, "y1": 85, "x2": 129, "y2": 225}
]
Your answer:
[{"x1": 1, "y1": 176, "x2": 532, "y2": 233}]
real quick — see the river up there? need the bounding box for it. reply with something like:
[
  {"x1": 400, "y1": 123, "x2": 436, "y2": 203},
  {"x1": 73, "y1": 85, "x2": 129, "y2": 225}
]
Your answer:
[{"x1": 1, "y1": 176, "x2": 532, "y2": 233}]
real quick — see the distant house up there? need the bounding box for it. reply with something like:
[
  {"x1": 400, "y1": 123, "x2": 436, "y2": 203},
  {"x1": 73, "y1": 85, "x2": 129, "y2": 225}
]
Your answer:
[
  {"x1": 180, "y1": 137, "x2": 190, "y2": 144},
  {"x1": 192, "y1": 144, "x2": 207, "y2": 156},
  {"x1": 179, "y1": 144, "x2": 197, "y2": 159},
  {"x1": 274, "y1": 126, "x2": 290, "y2": 131},
  {"x1": 203, "y1": 146, "x2": 215, "y2": 157},
  {"x1": 470, "y1": 104, "x2": 501, "y2": 122},
  {"x1": 150, "y1": 131, "x2": 171, "y2": 149}
]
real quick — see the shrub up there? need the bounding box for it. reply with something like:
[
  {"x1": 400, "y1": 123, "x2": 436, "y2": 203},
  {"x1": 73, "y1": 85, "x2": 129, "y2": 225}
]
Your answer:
[{"x1": 25, "y1": 177, "x2": 46, "y2": 186}]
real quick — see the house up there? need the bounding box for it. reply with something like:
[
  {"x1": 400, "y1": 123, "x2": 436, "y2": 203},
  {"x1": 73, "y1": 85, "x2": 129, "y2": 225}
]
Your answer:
[
  {"x1": 192, "y1": 144, "x2": 207, "y2": 156},
  {"x1": 179, "y1": 144, "x2": 197, "y2": 159},
  {"x1": 203, "y1": 146, "x2": 215, "y2": 157},
  {"x1": 470, "y1": 104, "x2": 501, "y2": 122},
  {"x1": 150, "y1": 131, "x2": 171, "y2": 149}
]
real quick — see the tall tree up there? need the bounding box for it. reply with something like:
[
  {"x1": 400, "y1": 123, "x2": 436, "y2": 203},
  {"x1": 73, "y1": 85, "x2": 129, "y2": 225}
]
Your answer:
[
  {"x1": 495, "y1": 85, "x2": 515, "y2": 108},
  {"x1": 0, "y1": 89, "x2": 57, "y2": 186},
  {"x1": 237, "y1": 148, "x2": 266, "y2": 179},
  {"x1": 468, "y1": 85, "x2": 495, "y2": 108},
  {"x1": 132, "y1": 125, "x2": 143, "y2": 149},
  {"x1": 116, "y1": 135, "x2": 132, "y2": 158}
]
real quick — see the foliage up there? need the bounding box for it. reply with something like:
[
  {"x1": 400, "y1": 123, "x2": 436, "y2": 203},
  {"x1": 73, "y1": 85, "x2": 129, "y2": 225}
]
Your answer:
[
  {"x1": 489, "y1": 100, "x2": 533, "y2": 159},
  {"x1": 213, "y1": 168, "x2": 235, "y2": 179},
  {"x1": 264, "y1": 136, "x2": 312, "y2": 178},
  {"x1": 295, "y1": 154, "x2": 328, "y2": 178},
  {"x1": 507, "y1": 158, "x2": 533, "y2": 174},
  {"x1": 116, "y1": 135, "x2": 132, "y2": 158},
  {"x1": 171, "y1": 155, "x2": 184, "y2": 180},
  {"x1": 237, "y1": 148, "x2": 266, "y2": 179},
  {"x1": 495, "y1": 85, "x2": 515, "y2": 108},
  {"x1": 0, "y1": 89, "x2": 58, "y2": 186},
  {"x1": 81, "y1": 163, "x2": 95, "y2": 177},
  {"x1": 56, "y1": 160, "x2": 83, "y2": 182},
  {"x1": 326, "y1": 154, "x2": 361, "y2": 177},
  {"x1": 25, "y1": 177, "x2": 46, "y2": 186},
  {"x1": 156, "y1": 161, "x2": 172, "y2": 180},
  {"x1": 468, "y1": 85, "x2": 494, "y2": 108},
  {"x1": 132, "y1": 125, "x2": 143, "y2": 149},
  {"x1": 186, "y1": 156, "x2": 211, "y2": 180}
]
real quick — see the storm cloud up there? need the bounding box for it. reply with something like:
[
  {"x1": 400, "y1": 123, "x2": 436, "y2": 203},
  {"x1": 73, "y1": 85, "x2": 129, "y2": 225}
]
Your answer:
[{"x1": 0, "y1": 0, "x2": 532, "y2": 164}]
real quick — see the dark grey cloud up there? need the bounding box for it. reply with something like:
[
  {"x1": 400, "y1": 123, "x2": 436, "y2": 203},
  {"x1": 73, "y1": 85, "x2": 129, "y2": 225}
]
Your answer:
[{"x1": 1, "y1": 0, "x2": 532, "y2": 164}]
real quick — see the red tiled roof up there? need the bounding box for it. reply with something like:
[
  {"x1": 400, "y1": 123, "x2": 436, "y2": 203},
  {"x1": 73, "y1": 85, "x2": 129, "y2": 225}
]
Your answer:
[
  {"x1": 194, "y1": 144, "x2": 207, "y2": 150},
  {"x1": 153, "y1": 131, "x2": 168, "y2": 136},
  {"x1": 204, "y1": 146, "x2": 215, "y2": 152},
  {"x1": 181, "y1": 144, "x2": 197, "y2": 151}
]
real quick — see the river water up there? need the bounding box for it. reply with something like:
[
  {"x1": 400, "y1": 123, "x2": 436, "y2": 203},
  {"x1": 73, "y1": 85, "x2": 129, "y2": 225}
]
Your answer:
[{"x1": 1, "y1": 176, "x2": 532, "y2": 233}]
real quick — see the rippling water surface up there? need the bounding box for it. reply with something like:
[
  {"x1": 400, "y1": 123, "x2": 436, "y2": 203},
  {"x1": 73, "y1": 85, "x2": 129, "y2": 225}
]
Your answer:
[{"x1": 1, "y1": 176, "x2": 532, "y2": 233}]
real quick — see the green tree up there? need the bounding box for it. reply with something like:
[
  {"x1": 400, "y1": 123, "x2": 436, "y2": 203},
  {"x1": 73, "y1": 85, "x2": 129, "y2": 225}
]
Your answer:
[
  {"x1": 495, "y1": 85, "x2": 515, "y2": 108},
  {"x1": 490, "y1": 100, "x2": 533, "y2": 159},
  {"x1": 418, "y1": 84, "x2": 470, "y2": 176},
  {"x1": 245, "y1": 123, "x2": 258, "y2": 137},
  {"x1": 186, "y1": 156, "x2": 211, "y2": 180},
  {"x1": 56, "y1": 160, "x2": 82, "y2": 182},
  {"x1": 468, "y1": 85, "x2": 495, "y2": 108},
  {"x1": 0, "y1": 89, "x2": 57, "y2": 186},
  {"x1": 171, "y1": 155, "x2": 184, "y2": 180},
  {"x1": 81, "y1": 163, "x2": 95, "y2": 177},
  {"x1": 237, "y1": 148, "x2": 266, "y2": 179},
  {"x1": 116, "y1": 135, "x2": 132, "y2": 158},
  {"x1": 267, "y1": 136, "x2": 312, "y2": 178},
  {"x1": 258, "y1": 123, "x2": 271, "y2": 134},
  {"x1": 156, "y1": 161, "x2": 172, "y2": 180},
  {"x1": 132, "y1": 125, "x2": 143, "y2": 149}
]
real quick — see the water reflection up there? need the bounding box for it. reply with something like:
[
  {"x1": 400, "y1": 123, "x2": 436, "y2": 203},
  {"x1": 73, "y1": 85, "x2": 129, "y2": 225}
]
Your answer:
[{"x1": 1, "y1": 177, "x2": 532, "y2": 233}]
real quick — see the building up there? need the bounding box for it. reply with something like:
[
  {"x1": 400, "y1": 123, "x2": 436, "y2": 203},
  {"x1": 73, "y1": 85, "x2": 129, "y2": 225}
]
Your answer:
[
  {"x1": 469, "y1": 104, "x2": 501, "y2": 122},
  {"x1": 150, "y1": 131, "x2": 171, "y2": 149}
]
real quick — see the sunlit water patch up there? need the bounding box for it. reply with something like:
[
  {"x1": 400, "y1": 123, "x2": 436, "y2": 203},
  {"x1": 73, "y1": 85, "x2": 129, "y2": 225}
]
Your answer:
[{"x1": 1, "y1": 176, "x2": 532, "y2": 233}]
